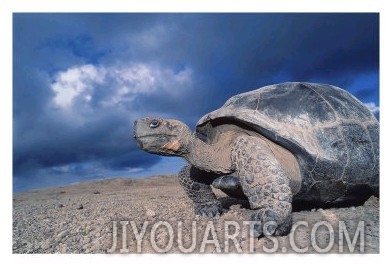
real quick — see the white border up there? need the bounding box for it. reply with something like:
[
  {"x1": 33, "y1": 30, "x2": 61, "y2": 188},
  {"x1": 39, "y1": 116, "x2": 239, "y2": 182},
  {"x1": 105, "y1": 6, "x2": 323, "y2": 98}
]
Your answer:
[
  {"x1": 1, "y1": 0, "x2": 388, "y2": 273},
  {"x1": 1, "y1": 0, "x2": 386, "y2": 13}
]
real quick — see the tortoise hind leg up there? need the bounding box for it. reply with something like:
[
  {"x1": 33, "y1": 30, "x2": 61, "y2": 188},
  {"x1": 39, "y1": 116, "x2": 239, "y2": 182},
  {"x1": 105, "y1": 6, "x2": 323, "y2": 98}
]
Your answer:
[
  {"x1": 178, "y1": 165, "x2": 222, "y2": 217},
  {"x1": 212, "y1": 174, "x2": 246, "y2": 199},
  {"x1": 232, "y1": 136, "x2": 293, "y2": 237}
]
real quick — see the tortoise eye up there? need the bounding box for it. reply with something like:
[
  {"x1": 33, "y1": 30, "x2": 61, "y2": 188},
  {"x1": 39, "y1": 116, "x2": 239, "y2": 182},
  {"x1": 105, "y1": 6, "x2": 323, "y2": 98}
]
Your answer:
[{"x1": 149, "y1": 120, "x2": 160, "y2": 128}]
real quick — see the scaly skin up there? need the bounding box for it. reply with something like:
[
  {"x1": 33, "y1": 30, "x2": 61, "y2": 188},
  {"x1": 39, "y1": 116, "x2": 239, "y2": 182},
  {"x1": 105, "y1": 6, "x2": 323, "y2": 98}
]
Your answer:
[
  {"x1": 178, "y1": 165, "x2": 223, "y2": 217},
  {"x1": 179, "y1": 135, "x2": 293, "y2": 236},
  {"x1": 134, "y1": 118, "x2": 293, "y2": 236},
  {"x1": 232, "y1": 135, "x2": 292, "y2": 236}
]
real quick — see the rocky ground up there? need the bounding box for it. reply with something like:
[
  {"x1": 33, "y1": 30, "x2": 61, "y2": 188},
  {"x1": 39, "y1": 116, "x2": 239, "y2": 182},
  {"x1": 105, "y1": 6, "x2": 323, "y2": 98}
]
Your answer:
[{"x1": 13, "y1": 175, "x2": 379, "y2": 254}]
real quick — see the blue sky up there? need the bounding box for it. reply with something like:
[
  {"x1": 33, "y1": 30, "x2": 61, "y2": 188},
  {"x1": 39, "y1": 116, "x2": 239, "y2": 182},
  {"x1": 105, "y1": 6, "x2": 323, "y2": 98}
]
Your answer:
[{"x1": 13, "y1": 13, "x2": 379, "y2": 192}]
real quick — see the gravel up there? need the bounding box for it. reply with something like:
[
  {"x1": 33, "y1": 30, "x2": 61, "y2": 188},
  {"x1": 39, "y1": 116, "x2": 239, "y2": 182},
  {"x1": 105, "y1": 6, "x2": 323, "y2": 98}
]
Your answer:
[{"x1": 13, "y1": 175, "x2": 379, "y2": 254}]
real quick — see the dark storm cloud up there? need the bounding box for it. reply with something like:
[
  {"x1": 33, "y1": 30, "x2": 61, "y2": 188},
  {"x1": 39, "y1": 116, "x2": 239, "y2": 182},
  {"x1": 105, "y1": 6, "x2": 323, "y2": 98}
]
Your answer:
[
  {"x1": 145, "y1": 14, "x2": 378, "y2": 78},
  {"x1": 13, "y1": 13, "x2": 379, "y2": 191}
]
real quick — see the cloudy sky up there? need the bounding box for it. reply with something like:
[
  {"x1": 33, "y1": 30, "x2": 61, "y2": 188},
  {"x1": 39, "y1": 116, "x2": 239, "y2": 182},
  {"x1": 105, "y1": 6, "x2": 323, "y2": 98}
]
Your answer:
[{"x1": 13, "y1": 13, "x2": 379, "y2": 192}]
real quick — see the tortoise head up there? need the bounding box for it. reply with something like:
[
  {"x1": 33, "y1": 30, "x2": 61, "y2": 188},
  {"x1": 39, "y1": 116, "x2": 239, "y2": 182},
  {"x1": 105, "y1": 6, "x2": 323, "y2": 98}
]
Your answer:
[{"x1": 133, "y1": 118, "x2": 191, "y2": 156}]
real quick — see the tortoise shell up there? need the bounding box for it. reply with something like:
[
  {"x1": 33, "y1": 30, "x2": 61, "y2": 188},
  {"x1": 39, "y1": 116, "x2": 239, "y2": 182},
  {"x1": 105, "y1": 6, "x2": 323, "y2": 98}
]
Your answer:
[{"x1": 196, "y1": 82, "x2": 379, "y2": 191}]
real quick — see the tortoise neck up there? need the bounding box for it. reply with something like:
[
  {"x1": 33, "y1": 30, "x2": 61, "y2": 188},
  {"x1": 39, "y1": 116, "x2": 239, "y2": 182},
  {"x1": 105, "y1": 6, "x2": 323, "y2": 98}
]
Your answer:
[{"x1": 184, "y1": 131, "x2": 240, "y2": 174}]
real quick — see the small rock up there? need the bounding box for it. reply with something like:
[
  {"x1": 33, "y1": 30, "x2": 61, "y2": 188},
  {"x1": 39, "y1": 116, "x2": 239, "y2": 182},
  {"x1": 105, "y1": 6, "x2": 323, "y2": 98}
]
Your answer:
[
  {"x1": 311, "y1": 208, "x2": 316, "y2": 212},
  {"x1": 364, "y1": 195, "x2": 379, "y2": 207},
  {"x1": 40, "y1": 240, "x2": 51, "y2": 250},
  {"x1": 93, "y1": 191, "x2": 101, "y2": 195},
  {"x1": 230, "y1": 204, "x2": 242, "y2": 210},
  {"x1": 59, "y1": 204, "x2": 64, "y2": 208},
  {"x1": 56, "y1": 243, "x2": 68, "y2": 253},
  {"x1": 78, "y1": 204, "x2": 84, "y2": 210},
  {"x1": 146, "y1": 209, "x2": 156, "y2": 218},
  {"x1": 26, "y1": 242, "x2": 34, "y2": 253},
  {"x1": 57, "y1": 230, "x2": 68, "y2": 238}
]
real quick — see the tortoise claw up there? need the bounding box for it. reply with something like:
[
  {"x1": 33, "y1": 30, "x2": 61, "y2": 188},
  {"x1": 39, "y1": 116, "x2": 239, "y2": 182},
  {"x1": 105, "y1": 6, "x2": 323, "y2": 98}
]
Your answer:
[{"x1": 195, "y1": 202, "x2": 223, "y2": 218}]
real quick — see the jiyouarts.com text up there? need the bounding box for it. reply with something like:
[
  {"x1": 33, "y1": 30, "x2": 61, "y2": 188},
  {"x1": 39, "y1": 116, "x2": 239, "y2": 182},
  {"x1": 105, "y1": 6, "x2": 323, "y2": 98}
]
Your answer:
[{"x1": 106, "y1": 220, "x2": 365, "y2": 253}]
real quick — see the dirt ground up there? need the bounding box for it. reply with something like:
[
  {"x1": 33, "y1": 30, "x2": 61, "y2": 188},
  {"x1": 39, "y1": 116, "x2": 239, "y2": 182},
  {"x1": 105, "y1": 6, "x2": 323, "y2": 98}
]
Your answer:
[{"x1": 13, "y1": 175, "x2": 379, "y2": 254}]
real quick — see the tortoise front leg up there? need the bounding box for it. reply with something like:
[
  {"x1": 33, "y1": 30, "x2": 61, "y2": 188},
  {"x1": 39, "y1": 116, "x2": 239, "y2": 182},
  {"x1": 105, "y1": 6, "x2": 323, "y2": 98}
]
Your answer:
[
  {"x1": 232, "y1": 136, "x2": 293, "y2": 237},
  {"x1": 178, "y1": 165, "x2": 222, "y2": 217}
]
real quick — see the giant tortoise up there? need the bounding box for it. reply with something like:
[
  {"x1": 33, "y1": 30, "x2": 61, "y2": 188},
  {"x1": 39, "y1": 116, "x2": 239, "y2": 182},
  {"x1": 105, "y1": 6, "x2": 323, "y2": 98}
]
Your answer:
[{"x1": 133, "y1": 82, "x2": 379, "y2": 236}]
